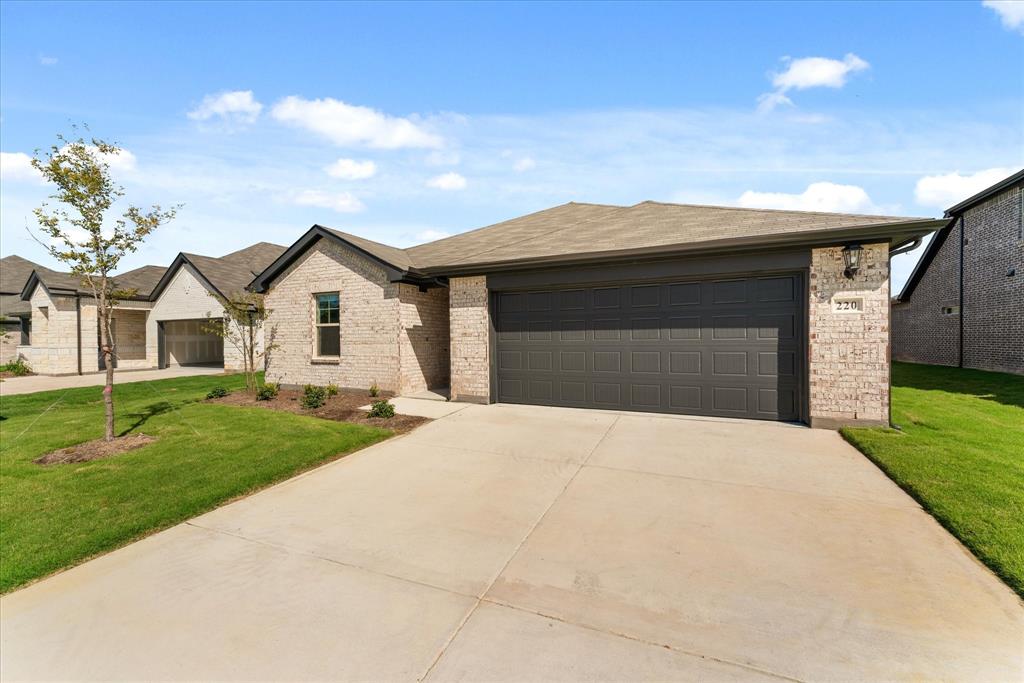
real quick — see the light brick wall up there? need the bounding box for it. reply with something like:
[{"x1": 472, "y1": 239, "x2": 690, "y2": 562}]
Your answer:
[
  {"x1": 808, "y1": 242, "x2": 890, "y2": 428},
  {"x1": 112, "y1": 308, "x2": 148, "y2": 369},
  {"x1": 449, "y1": 275, "x2": 490, "y2": 403},
  {"x1": 25, "y1": 287, "x2": 99, "y2": 375},
  {"x1": 264, "y1": 240, "x2": 403, "y2": 391},
  {"x1": 1, "y1": 321, "x2": 21, "y2": 364},
  {"x1": 397, "y1": 283, "x2": 450, "y2": 393}
]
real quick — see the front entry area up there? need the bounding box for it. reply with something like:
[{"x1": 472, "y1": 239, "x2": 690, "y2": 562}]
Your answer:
[
  {"x1": 494, "y1": 273, "x2": 805, "y2": 421},
  {"x1": 159, "y1": 319, "x2": 224, "y2": 367}
]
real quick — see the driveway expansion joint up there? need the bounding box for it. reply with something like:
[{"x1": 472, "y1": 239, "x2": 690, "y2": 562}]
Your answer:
[
  {"x1": 418, "y1": 415, "x2": 623, "y2": 682},
  {"x1": 183, "y1": 521, "x2": 479, "y2": 601},
  {"x1": 477, "y1": 596, "x2": 806, "y2": 683}
]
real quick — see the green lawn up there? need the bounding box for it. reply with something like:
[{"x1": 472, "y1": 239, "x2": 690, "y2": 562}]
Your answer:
[
  {"x1": 0, "y1": 373, "x2": 391, "y2": 593},
  {"x1": 842, "y1": 362, "x2": 1024, "y2": 597}
]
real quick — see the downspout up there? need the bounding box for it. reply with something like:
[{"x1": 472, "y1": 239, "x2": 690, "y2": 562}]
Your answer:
[
  {"x1": 76, "y1": 294, "x2": 82, "y2": 375},
  {"x1": 888, "y1": 236, "x2": 922, "y2": 258},
  {"x1": 958, "y1": 216, "x2": 965, "y2": 368}
]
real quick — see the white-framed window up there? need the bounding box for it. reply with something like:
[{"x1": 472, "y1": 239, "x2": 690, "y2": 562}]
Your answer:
[
  {"x1": 314, "y1": 292, "x2": 340, "y2": 357},
  {"x1": 941, "y1": 305, "x2": 960, "y2": 316}
]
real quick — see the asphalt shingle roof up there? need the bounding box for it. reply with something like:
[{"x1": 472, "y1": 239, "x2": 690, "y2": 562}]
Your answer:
[
  {"x1": 182, "y1": 242, "x2": 287, "y2": 298},
  {"x1": 308, "y1": 200, "x2": 937, "y2": 276}
]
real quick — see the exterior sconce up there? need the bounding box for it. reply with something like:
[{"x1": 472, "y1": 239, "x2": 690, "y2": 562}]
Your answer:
[{"x1": 842, "y1": 244, "x2": 863, "y2": 279}]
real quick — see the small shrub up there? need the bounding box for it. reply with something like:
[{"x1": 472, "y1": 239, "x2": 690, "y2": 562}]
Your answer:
[
  {"x1": 325, "y1": 383, "x2": 339, "y2": 397},
  {"x1": 369, "y1": 382, "x2": 379, "y2": 398},
  {"x1": 256, "y1": 383, "x2": 279, "y2": 401},
  {"x1": 301, "y1": 384, "x2": 327, "y2": 410},
  {"x1": 206, "y1": 386, "x2": 229, "y2": 399},
  {"x1": 367, "y1": 399, "x2": 395, "y2": 419},
  {"x1": 0, "y1": 358, "x2": 32, "y2": 376}
]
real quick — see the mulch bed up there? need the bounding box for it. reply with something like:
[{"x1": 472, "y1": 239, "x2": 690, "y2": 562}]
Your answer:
[
  {"x1": 0, "y1": 370, "x2": 35, "y2": 379},
  {"x1": 211, "y1": 388, "x2": 429, "y2": 434},
  {"x1": 35, "y1": 433, "x2": 157, "y2": 465}
]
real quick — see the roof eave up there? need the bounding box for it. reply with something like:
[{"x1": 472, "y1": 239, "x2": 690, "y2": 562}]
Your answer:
[
  {"x1": 944, "y1": 168, "x2": 1024, "y2": 217},
  {"x1": 421, "y1": 218, "x2": 949, "y2": 277},
  {"x1": 248, "y1": 225, "x2": 433, "y2": 293},
  {"x1": 148, "y1": 253, "x2": 230, "y2": 302}
]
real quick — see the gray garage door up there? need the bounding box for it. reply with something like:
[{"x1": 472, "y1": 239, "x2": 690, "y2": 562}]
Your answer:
[
  {"x1": 161, "y1": 319, "x2": 224, "y2": 367},
  {"x1": 494, "y1": 273, "x2": 805, "y2": 421}
]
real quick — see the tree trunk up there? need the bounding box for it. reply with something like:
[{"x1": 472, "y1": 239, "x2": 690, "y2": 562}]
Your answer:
[
  {"x1": 100, "y1": 310, "x2": 115, "y2": 441},
  {"x1": 248, "y1": 321, "x2": 256, "y2": 391}
]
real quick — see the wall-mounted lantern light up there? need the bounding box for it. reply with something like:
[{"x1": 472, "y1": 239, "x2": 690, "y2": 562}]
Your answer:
[{"x1": 842, "y1": 244, "x2": 863, "y2": 279}]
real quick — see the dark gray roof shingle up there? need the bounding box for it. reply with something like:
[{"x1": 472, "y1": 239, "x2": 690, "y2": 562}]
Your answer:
[{"x1": 182, "y1": 242, "x2": 287, "y2": 298}]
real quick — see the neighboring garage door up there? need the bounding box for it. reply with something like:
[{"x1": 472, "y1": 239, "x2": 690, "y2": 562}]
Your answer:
[
  {"x1": 494, "y1": 273, "x2": 805, "y2": 421},
  {"x1": 161, "y1": 319, "x2": 224, "y2": 367}
]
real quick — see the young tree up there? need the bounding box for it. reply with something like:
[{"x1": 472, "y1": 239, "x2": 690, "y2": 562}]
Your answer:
[
  {"x1": 32, "y1": 130, "x2": 178, "y2": 441},
  {"x1": 203, "y1": 291, "x2": 276, "y2": 393}
]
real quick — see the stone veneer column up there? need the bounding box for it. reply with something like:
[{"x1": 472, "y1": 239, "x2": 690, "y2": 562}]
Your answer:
[
  {"x1": 808, "y1": 242, "x2": 891, "y2": 428},
  {"x1": 449, "y1": 276, "x2": 490, "y2": 403}
]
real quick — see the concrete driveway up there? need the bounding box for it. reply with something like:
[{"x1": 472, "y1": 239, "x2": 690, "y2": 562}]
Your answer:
[{"x1": 2, "y1": 403, "x2": 1022, "y2": 681}]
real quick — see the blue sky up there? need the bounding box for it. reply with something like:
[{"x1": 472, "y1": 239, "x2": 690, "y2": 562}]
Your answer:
[{"x1": 2, "y1": 1, "x2": 1022, "y2": 291}]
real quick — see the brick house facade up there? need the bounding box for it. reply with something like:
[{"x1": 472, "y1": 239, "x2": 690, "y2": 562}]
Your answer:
[
  {"x1": 254, "y1": 205, "x2": 940, "y2": 428},
  {"x1": 893, "y1": 170, "x2": 1023, "y2": 375},
  {"x1": 12, "y1": 242, "x2": 285, "y2": 376},
  {"x1": 262, "y1": 239, "x2": 450, "y2": 394}
]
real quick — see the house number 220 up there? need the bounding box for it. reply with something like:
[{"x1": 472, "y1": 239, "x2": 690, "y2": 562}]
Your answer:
[{"x1": 833, "y1": 297, "x2": 863, "y2": 313}]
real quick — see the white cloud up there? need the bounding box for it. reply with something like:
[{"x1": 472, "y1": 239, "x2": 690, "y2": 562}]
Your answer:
[
  {"x1": 914, "y1": 167, "x2": 1017, "y2": 208},
  {"x1": 96, "y1": 146, "x2": 137, "y2": 172},
  {"x1": 512, "y1": 156, "x2": 536, "y2": 172},
  {"x1": 39, "y1": 55, "x2": 58, "y2": 66},
  {"x1": 415, "y1": 229, "x2": 452, "y2": 242},
  {"x1": 188, "y1": 90, "x2": 263, "y2": 124},
  {"x1": 290, "y1": 189, "x2": 365, "y2": 213},
  {"x1": 271, "y1": 96, "x2": 442, "y2": 149},
  {"x1": 426, "y1": 172, "x2": 467, "y2": 190},
  {"x1": 324, "y1": 158, "x2": 377, "y2": 180},
  {"x1": 0, "y1": 152, "x2": 41, "y2": 182},
  {"x1": 756, "y1": 91, "x2": 794, "y2": 114},
  {"x1": 738, "y1": 182, "x2": 878, "y2": 213},
  {"x1": 983, "y1": 0, "x2": 1024, "y2": 32},
  {"x1": 758, "y1": 53, "x2": 869, "y2": 112},
  {"x1": 63, "y1": 145, "x2": 137, "y2": 172},
  {"x1": 772, "y1": 53, "x2": 870, "y2": 92}
]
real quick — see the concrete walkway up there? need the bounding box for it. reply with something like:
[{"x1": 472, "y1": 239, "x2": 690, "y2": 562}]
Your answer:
[
  {"x1": 2, "y1": 403, "x2": 1021, "y2": 681},
  {"x1": 0, "y1": 365, "x2": 224, "y2": 396}
]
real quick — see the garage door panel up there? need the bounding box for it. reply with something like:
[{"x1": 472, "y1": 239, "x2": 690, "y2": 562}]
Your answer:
[
  {"x1": 560, "y1": 351, "x2": 586, "y2": 372},
  {"x1": 162, "y1": 319, "x2": 224, "y2": 366},
  {"x1": 494, "y1": 273, "x2": 804, "y2": 421}
]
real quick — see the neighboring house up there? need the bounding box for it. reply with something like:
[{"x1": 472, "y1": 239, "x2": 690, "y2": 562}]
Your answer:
[
  {"x1": 251, "y1": 201, "x2": 945, "y2": 428},
  {"x1": 19, "y1": 263, "x2": 166, "y2": 375},
  {"x1": 15, "y1": 241, "x2": 285, "y2": 375},
  {"x1": 0, "y1": 255, "x2": 58, "y2": 363},
  {"x1": 146, "y1": 242, "x2": 286, "y2": 370},
  {"x1": 893, "y1": 169, "x2": 1023, "y2": 375}
]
